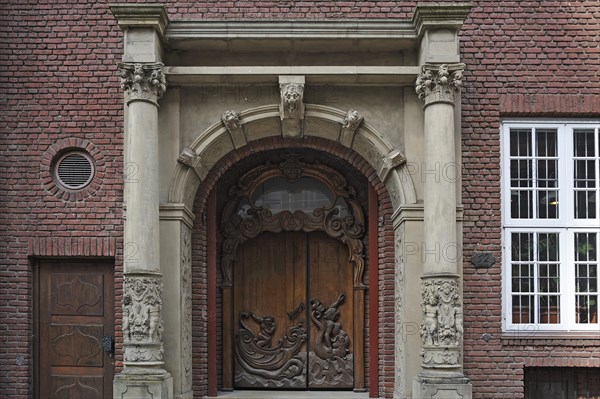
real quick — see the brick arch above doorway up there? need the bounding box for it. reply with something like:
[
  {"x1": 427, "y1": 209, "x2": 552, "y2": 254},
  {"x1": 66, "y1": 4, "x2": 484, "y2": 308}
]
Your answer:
[
  {"x1": 187, "y1": 140, "x2": 396, "y2": 398},
  {"x1": 167, "y1": 103, "x2": 416, "y2": 213}
]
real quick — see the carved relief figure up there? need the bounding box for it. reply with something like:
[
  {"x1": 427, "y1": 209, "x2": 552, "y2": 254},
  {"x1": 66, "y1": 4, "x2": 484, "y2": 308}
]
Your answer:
[
  {"x1": 250, "y1": 313, "x2": 276, "y2": 348},
  {"x1": 221, "y1": 110, "x2": 241, "y2": 130},
  {"x1": 123, "y1": 277, "x2": 163, "y2": 344},
  {"x1": 280, "y1": 83, "x2": 304, "y2": 117},
  {"x1": 310, "y1": 293, "x2": 349, "y2": 360},
  {"x1": 420, "y1": 279, "x2": 463, "y2": 347},
  {"x1": 342, "y1": 109, "x2": 364, "y2": 132}
]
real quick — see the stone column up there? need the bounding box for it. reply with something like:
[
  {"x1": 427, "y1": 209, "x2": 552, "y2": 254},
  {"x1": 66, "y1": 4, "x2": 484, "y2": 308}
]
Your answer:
[
  {"x1": 113, "y1": 62, "x2": 173, "y2": 398},
  {"x1": 412, "y1": 63, "x2": 472, "y2": 398}
]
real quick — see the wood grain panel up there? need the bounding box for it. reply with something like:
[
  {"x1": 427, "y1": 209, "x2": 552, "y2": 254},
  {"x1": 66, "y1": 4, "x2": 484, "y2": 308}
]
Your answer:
[{"x1": 36, "y1": 260, "x2": 114, "y2": 399}]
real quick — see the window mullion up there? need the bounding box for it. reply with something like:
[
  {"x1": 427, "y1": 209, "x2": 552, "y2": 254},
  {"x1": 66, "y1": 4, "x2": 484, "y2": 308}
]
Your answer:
[
  {"x1": 561, "y1": 229, "x2": 572, "y2": 327},
  {"x1": 532, "y1": 127, "x2": 538, "y2": 220}
]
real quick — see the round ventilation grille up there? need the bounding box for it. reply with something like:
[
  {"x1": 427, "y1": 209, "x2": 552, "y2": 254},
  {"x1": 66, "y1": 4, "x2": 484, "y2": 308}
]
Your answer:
[{"x1": 55, "y1": 152, "x2": 94, "y2": 190}]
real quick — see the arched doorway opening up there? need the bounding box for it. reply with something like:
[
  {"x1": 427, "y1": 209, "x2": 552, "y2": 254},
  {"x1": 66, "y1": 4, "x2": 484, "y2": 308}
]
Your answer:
[{"x1": 219, "y1": 153, "x2": 366, "y2": 390}]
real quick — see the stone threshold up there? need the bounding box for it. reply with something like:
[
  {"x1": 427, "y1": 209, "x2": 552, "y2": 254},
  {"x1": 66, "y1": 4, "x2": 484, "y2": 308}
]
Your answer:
[{"x1": 205, "y1": 391, "x2": 372, "y2": 399}]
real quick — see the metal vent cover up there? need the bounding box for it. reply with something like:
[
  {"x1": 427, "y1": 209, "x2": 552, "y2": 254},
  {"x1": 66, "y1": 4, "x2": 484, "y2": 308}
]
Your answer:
[{"x1": 55, "y1": 152, "x2": 94, "y2": 190}]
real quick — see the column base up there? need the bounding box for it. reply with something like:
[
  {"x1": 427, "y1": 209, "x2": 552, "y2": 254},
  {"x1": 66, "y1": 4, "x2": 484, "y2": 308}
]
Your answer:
[
  {"x1": 413, "y1": 375, "x2": 472, "y2": 399},
  {"x1": 114, "y1": 371, "x2": 173, "y2": 399}
]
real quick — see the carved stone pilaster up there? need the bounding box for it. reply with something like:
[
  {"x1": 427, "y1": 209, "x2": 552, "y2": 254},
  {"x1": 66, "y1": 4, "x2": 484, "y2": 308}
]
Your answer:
[
  {"x1": 415, "y1": 63, "x2": 464, "y2": 107},
  {"x1": 118, "y1": 62, "x2": 167, "y2": 105},
  {"x1": 419, "y1": 276, "x2": 463, "y2": 370},
  {"x1": 122, "y1": 273, "x2": 166, "y2": 368},
  {"x1": 180, "y1": 225, "x2": 193, "y2": 391}
]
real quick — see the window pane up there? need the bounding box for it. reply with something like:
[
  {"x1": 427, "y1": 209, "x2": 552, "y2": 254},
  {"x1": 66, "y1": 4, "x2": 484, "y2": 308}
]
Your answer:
[
  {"x1": 574, "y1": 129, "x2": 595, "y2": 157},
  {"x1": 511, "y1": 129, "x2": 532, "y2": 157},
  {"x1": 538, "y1": 295, "x2": 560, "y2": 324},
  {"x1": 511, "y1": 159, "x2": 533, "y2": 187},
  {"x1": 536, "y1": 129, "x2": 557, "y2": 157},
  {"x1": 573, "y1": 129, "x2": 599, "y2": 220},
  {"x1": 574, "y1": 160, "x2": 596, "y2": 188},
  {"x1": 252, "y1": 176, "x2": 335, "y2": 213},
  {"x1": 512, "y1": 233, "x2": 533, "y2": 261},
  {"x1": 511, "y1": 190, "x2": 533, "y2": 218},
  {"x1": 512, "y1": 295, "x2": 534, "y2": 323},
  {"x1": 575, "y1": 232, "x2": 599, "y2": 324},
  {"x1": 537, "y1": 190, "x2": 559, "y2": 219}
]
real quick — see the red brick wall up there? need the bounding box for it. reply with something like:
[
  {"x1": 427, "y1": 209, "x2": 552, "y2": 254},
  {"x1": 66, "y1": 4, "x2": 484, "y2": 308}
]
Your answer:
[
  {"x1": 459, "y1": 2, "x2": 600, "y2": 398},
  {"x1": 0, "y1": 1, "x2": 125, "y2": 397},
  {"x1": 1, "y1": 1, "x2": 599, "y2": 398}
]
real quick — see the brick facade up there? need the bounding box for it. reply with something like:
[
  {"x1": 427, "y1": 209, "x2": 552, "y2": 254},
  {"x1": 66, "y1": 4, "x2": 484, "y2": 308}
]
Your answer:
[{"x1": 1, "y1": 1, "x2": 598, "y2": 398}]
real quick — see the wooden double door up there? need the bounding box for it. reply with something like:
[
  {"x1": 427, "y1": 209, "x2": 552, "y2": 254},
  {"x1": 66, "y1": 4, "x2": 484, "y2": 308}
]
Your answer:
[
  {"x1": 35, "y1": 260, "x2": 115, "y2": 399},
  {"x1": 233, "y1": 231, "x2": 356, "y2": 389}
]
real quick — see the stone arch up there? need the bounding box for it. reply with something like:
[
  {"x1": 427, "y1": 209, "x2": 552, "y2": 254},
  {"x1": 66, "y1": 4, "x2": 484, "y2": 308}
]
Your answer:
[
  {"x1": 161, "y1": 103, "x2": 414, "y2": 397},
  {"x1": 168, "y1": 103, "x2": 416, "y2": 212}
]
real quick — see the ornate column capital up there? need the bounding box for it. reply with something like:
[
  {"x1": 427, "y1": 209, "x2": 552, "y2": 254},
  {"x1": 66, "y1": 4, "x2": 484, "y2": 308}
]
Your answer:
[
  {"x1": 118, "y1": 62, "x2": 167, "y2": 105},
  {"x1": 415, "y1": 63, "x2": 464, "y2": 107},
  {"x1": 419, "y1": 274, "x2": 463, "y2": 371}
]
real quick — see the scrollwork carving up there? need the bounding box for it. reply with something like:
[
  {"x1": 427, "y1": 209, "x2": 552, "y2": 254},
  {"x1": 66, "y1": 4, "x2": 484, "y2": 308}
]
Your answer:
[
  {"x1": 221, "y1": 155, "x2": 366, "y2": 288},
  {"x1": 415, "y1": 63, "x2": 463, "y2": 106},
  {"x1": 118, "y1": 62, "x2": 166, "y2": 105}
]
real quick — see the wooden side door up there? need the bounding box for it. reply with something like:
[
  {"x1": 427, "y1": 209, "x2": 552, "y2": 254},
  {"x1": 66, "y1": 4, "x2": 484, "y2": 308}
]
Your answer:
[
  {"x1": 308, "y1": 232, "x2": 354, "y2": 389},
  {"x1": 233, "y1": 232, "x2": 308, "y2": 389},
  {"x1": 35, "y1": 259, "x2": 115, "y2": 399}
]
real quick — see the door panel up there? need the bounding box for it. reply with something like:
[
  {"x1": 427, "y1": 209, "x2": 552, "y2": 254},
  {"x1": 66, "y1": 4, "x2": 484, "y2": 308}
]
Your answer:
[
  {"x1": 308, "y1": 232, "x2": 354, "y2": 389},
  {"x1": 233, "y1": 232, "x2": 308, "y2": 389},
  {"x1": 37, "y1": 260, "x2": 114, "y2": 399},
  {"x1": 233, "y1": 231, "x2": 355, "y2": 389}
]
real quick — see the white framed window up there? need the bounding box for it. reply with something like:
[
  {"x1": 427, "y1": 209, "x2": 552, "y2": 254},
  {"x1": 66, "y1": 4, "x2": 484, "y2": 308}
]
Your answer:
[{"x1": 502, "y1": 120, "x2": 600, "y2": 332}]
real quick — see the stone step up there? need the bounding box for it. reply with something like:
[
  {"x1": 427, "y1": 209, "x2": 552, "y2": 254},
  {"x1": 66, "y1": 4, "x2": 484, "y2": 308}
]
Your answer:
[{"x1": 205, "y1": 391, "x2": 372, "y2": 399}]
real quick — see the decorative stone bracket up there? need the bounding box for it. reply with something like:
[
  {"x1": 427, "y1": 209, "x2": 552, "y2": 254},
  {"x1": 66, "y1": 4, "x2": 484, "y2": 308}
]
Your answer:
[
  {"x1": 279, "y1": 76, "x2": 305, "y2": 137},
  {"x1": 221, "y1": 110, "x2": 246, "y2": 149},
  {"x1": 340, "y1": 109, "x2": 364, "y2": 147}
]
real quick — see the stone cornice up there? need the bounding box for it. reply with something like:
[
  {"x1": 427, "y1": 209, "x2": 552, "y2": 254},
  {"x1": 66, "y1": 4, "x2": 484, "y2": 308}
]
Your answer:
[
  {"x1": 166, "y1": 20, "x2": 416, "y2": 41},
  {"x1": 413, "y1": 2, "x2": 473, "y2": 37},
  {"x1": 109, "y1": 4, "x2": 169, "y2": 36}
]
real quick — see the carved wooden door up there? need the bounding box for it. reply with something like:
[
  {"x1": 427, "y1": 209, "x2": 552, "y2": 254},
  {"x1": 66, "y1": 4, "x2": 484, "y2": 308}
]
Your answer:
[
  {"x1": 36, "y1": 260, "x2": 115, "y2": 399},
  {"x1": 233, "y1": 231, "x2": 354, "y2": 389}
]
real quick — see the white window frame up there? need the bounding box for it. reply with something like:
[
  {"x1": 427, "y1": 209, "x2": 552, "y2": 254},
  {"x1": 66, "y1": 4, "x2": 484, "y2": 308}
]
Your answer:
[{"x1": 501, "y1": 119, "x2": 600, "y2": 333}]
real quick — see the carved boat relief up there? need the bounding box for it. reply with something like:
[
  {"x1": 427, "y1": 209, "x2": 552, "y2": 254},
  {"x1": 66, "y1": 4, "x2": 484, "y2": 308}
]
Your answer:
[{"x1": 234, "y1": 312, "x2": 307, "y2": 388}]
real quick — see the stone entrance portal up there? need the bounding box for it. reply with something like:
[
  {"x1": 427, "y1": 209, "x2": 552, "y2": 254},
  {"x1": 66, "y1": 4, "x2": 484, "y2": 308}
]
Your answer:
[{"x1": 110, "y1": 3, "x2": 473, "y2": 398}]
